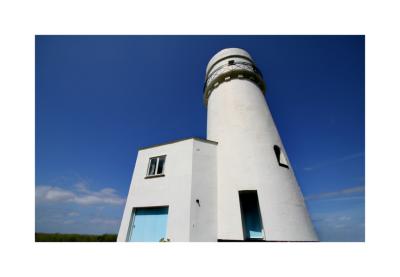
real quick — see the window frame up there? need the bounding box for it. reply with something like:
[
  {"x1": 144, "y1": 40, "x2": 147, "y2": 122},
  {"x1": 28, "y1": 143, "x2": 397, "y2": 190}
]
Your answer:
[{"x1": 145, "y1": 155, "x2": 167, "y2": 178}]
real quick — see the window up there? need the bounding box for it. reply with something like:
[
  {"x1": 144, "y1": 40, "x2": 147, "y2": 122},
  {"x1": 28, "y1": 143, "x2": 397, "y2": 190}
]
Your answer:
[
  {"x1": 273, "y1": 145, "x2": 289, "y2": 168},
  {"x1": 228, "y1": 60, "x2": 235, "y2": 65},
  {"x1": 146, "y1": 155, "x2": 166, "y2": 177}
]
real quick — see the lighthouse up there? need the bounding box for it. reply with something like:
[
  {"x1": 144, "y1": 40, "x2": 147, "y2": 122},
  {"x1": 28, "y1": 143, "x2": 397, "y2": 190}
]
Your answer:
[
  {"x1": 117, "y1": 48, "x2": 317, "y2": 242},
  {"x1": 205, "y1": 48, "x2": 317, "y2": 241}
]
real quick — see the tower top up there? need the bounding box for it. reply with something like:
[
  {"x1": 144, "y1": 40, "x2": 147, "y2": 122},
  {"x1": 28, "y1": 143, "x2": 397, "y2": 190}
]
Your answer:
[
  {"x1": 203, "y1": 48, "x2": 265, "y2": 106},
  {"x1": 206, "y1": 48, "x2": 253, "y2": 75}
]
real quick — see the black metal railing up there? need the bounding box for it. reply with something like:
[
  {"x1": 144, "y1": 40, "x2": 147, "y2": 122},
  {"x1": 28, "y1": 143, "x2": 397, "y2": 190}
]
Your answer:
[{"x1": 203, "y1": 60, "x2": 265, "y2": 103}]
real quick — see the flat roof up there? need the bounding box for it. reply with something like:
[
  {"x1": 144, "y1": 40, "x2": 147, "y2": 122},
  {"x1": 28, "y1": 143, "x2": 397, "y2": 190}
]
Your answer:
[{"x1": 138, "y1": 137, "x2": 218, "y2": 150}]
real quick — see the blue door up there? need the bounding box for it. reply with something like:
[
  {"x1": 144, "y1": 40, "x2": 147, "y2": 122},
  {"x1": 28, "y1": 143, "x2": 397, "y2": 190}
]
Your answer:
[
  {"x1": 239, "y1": 191, "x2": 264, "y2": 240},
  {"x1": 128, "y1": 207, "x2": 169, "y2": 242}
]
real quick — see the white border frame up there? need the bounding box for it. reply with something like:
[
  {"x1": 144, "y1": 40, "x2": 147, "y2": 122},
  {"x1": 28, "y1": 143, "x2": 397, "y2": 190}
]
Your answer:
[{"x1": 2, "y1": 0, "x2": 400, "y2": 276}]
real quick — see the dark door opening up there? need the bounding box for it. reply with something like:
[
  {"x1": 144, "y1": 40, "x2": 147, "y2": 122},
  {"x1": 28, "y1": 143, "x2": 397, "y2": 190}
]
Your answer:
[{"x1": 239, "y1": 191, "x2": 264, "y2": 240}]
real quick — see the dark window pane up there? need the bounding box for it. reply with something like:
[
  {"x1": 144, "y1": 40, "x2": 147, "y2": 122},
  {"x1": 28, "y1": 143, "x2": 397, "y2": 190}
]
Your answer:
[
  {"x1": 273, "y1": 145, "x2": 289, "y2": 168},
  {"x1": 148, "y1": 158, "x2": 157, "y2": 175},
  {"x1": 157, "y1": 157, "x2": 165, "y2": 174},
  {"x1": 273, "y1": 145, "x2": 281, "y2": 163}
]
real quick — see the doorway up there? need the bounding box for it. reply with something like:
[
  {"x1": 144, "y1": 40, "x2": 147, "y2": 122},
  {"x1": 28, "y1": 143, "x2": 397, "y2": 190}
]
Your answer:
[
  {"x1": 127, "y1": 206, "x2": 169, "y2": 242},
  {"x1": 239, "y1": 191, "x2": 264, "y2": 240}
]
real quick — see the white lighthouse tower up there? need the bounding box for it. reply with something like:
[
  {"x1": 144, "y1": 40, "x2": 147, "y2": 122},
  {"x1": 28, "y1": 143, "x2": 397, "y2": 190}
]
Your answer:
[{"x1": 205, "y1": 48, "x2": 317, "y2": 241}]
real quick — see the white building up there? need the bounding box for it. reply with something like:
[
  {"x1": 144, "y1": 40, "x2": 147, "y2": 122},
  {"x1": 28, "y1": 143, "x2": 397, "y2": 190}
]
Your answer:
[{"x1": 117, "y1": 48, "x2": 318, "y2": 242}]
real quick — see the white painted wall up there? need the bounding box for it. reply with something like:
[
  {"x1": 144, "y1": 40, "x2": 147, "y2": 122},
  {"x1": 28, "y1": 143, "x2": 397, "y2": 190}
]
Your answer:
[
  {"x1": 189, "y1": 140, "x2": 218, "y2": 241},
  {"x1": 117, "y1": 138, "x2": 217, "y2": 242},
  {"x1": 206, "y1": 48, "x2": 318, "y2": 241}
]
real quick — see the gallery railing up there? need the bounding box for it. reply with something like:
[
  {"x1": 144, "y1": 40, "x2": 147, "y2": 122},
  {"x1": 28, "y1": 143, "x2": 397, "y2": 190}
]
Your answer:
[{"x1": 203, "y1": 60, "x2": 266, "y2": 105}]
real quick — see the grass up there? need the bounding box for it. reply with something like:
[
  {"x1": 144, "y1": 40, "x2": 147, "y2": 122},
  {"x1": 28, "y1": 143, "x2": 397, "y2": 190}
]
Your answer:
[{"x1": 35, "y1": 233, "x2": 117, "y2": 242}]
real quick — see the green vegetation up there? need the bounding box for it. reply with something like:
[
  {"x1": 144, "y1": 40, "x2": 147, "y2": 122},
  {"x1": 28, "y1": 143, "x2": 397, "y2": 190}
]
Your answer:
[{"x1": 35, "y1": 233, "x2": 117, "y2": 242}]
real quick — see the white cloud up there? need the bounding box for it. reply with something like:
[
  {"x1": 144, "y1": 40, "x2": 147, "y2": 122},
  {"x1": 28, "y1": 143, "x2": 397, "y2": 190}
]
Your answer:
[
  {"x1": 305, "y1": 185, "x2": 365, "y2": 201},
  {"x1": 67, "y1": 212, "x2": 80, "y2": 217},
  {"x1": 304, "y1": 152, "x2": 364, "y2": 171},
  {"x1": 74, "y1": 182, "x2": 90, "y2": 193},
  {"x1": 36, "y1": 186, "x2": 75, "y2": 202},
  {"x1": 338, "y1": 216, "x2": 351, "y2": 221},
  {"x1": 341, "y1": 186, "x2": 364, "y2": 194},
  {"x1": 312, "y1": 213, "x2": 354, "y2": 229},
  {"x1": 90, "y1": 218, "x2": 119, "y2": 225},
  {"x1": 36, "y1": 183, "x2": 125, "y2": 206}
]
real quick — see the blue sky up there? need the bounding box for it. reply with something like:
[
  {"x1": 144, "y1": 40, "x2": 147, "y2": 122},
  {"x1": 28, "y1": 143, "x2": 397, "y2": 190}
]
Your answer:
[{"x1": 35, "y1": 35, "x2": 364, "y2": 241}]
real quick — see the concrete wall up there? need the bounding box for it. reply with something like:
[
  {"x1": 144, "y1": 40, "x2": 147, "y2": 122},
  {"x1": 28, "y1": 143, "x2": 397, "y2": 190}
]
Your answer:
[
  {"x1": 189, "y1": 139, "x2": 218, "y2": 241},
  {"x1": 117, "y1": 138, "x2": 217, "y2": 242},
  {"x1": 206, "y1": 48, "x2": 318, "y2": 241}
]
